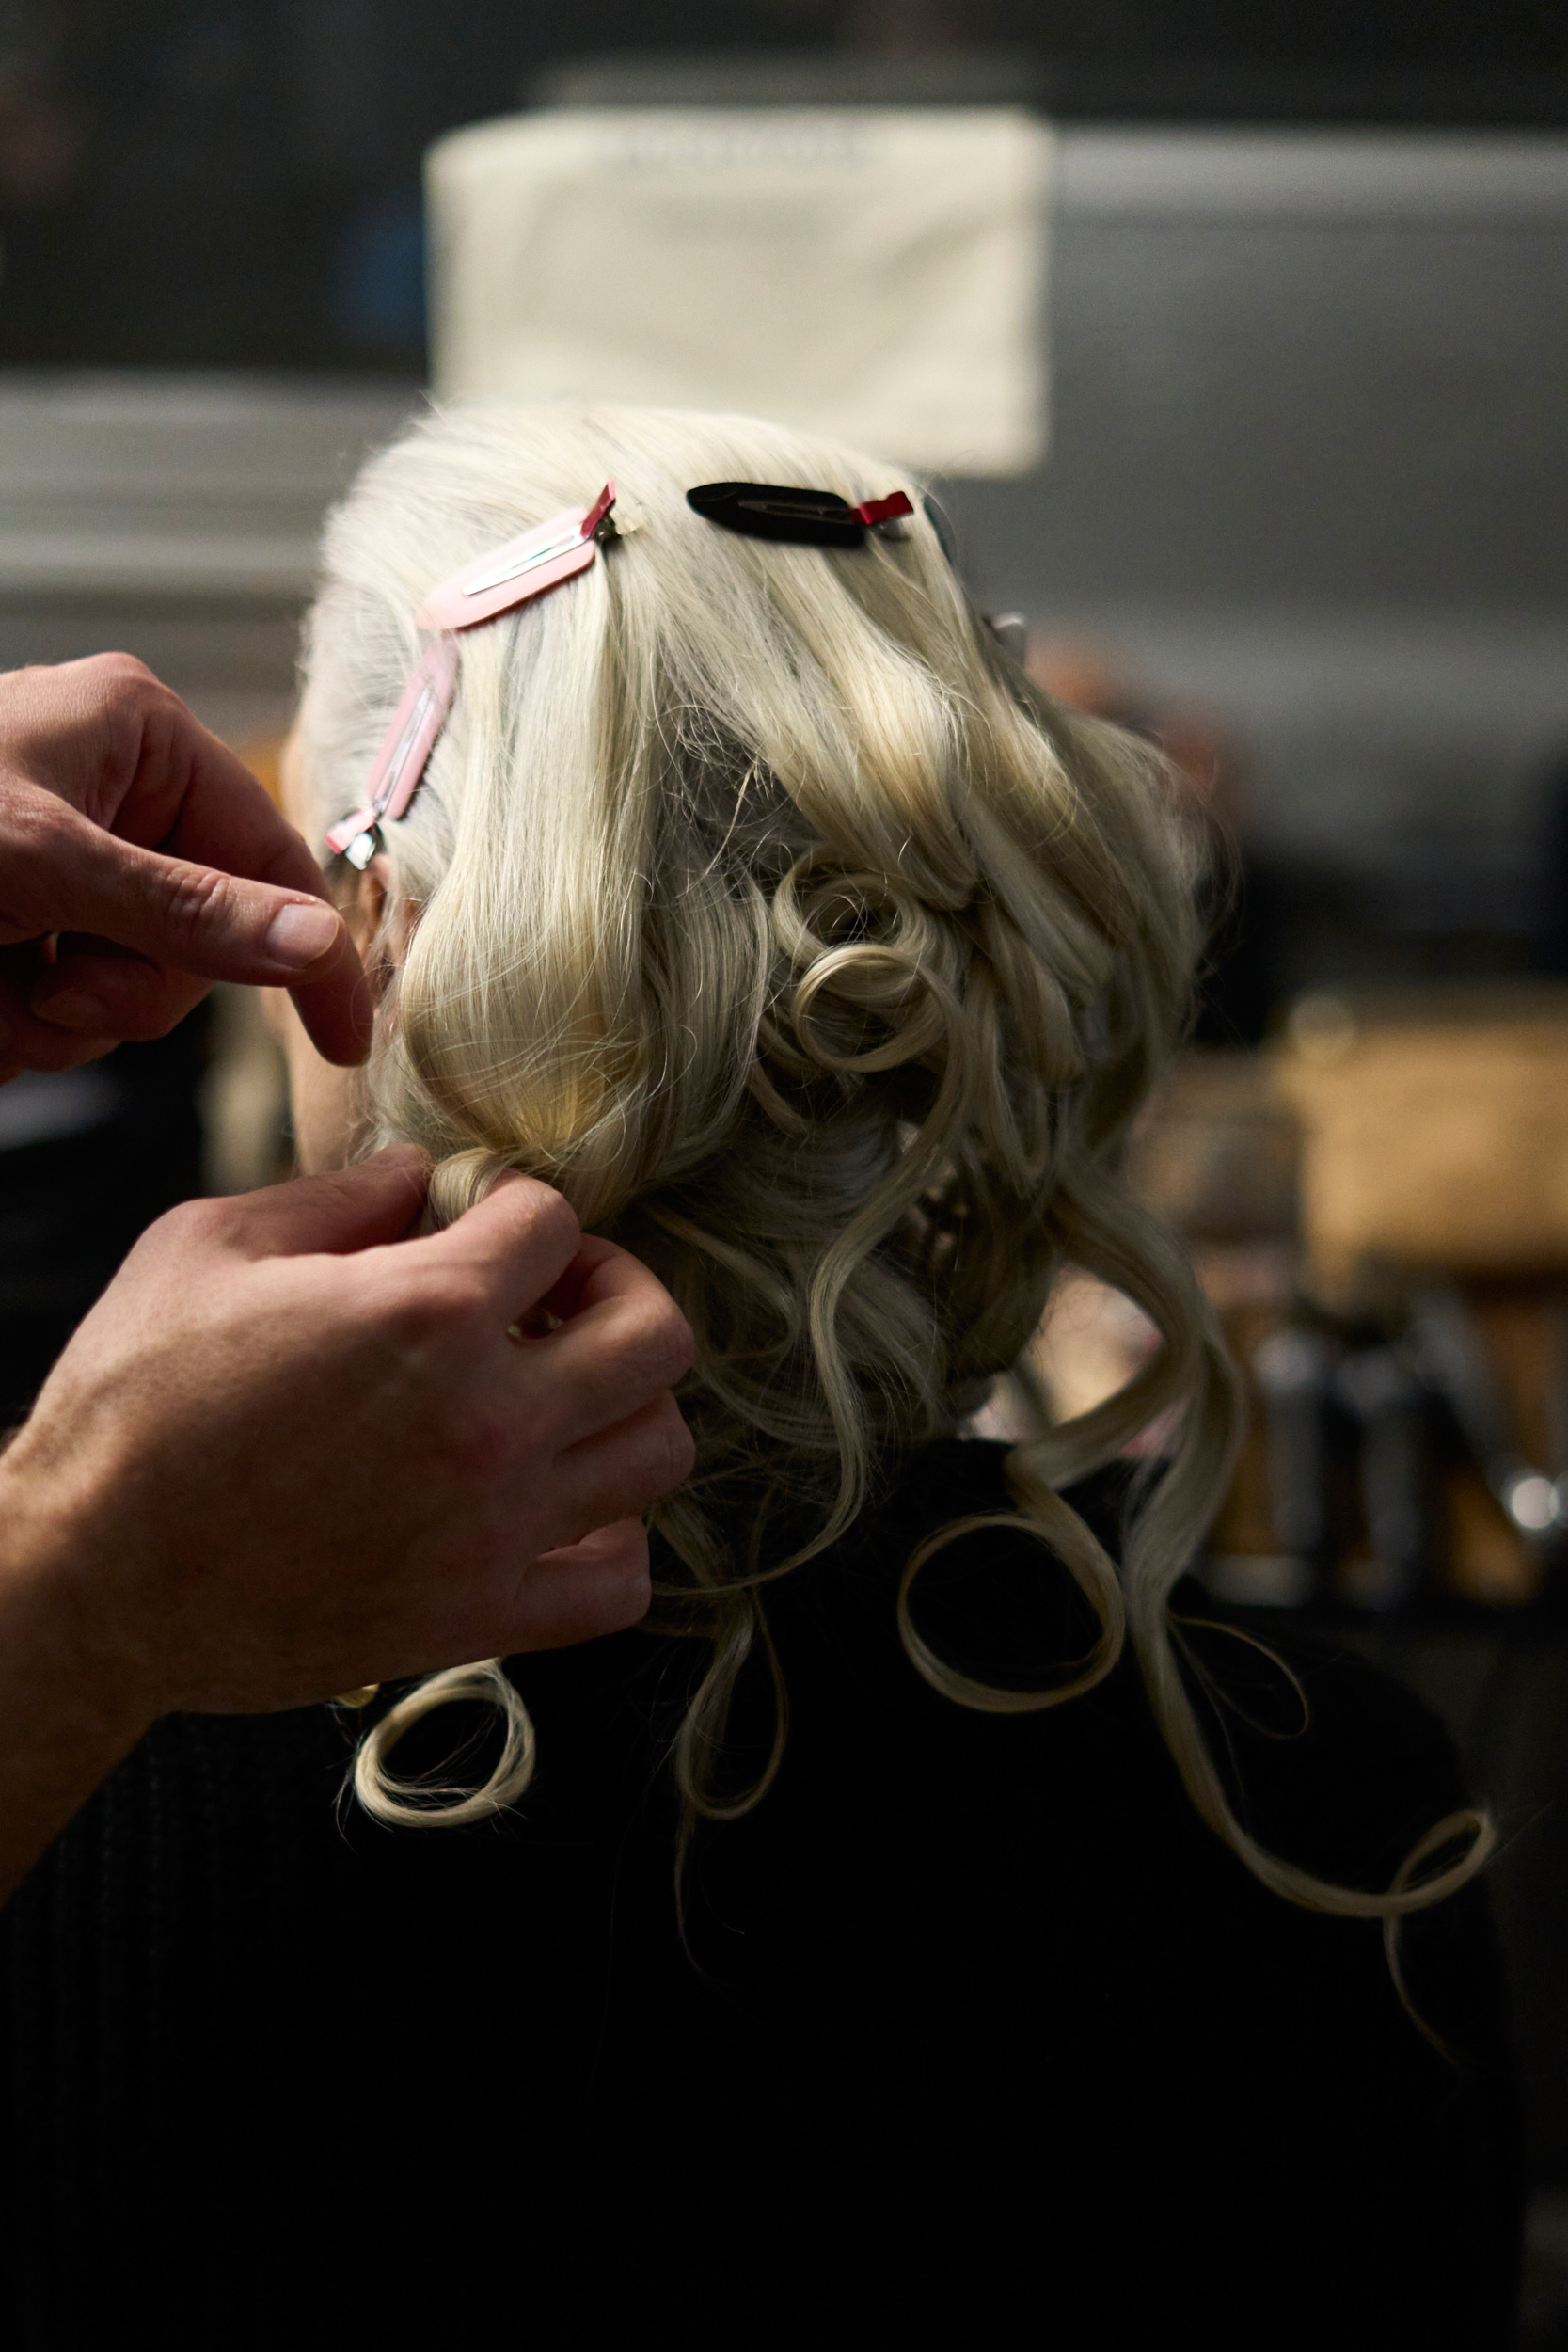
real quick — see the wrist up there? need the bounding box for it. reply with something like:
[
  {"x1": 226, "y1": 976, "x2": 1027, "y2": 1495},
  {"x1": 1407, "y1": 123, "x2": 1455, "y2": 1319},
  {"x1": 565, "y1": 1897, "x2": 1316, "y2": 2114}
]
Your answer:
[{"x1": 0, "y1": 1439, "x2": 159, "y2": 1758}]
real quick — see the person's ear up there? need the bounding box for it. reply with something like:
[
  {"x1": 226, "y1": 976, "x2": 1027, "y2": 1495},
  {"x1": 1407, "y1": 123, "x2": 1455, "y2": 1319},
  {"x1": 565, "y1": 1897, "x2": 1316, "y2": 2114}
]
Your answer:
[
  {"x1": 346, "y1": 857, "x2": 388, "y2": 959},
  {"x1": 352, "y1": 856, "x2": 420, "y2": 1004}
]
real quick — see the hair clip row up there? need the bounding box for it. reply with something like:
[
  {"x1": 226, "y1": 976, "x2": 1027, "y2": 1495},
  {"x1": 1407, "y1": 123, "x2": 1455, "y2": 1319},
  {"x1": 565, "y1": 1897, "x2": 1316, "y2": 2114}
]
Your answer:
[
  {"x1": 325, "y1": 482, "x2": 620, "y2": 867},
  {"x1": 326, "y1": 473, "x2": 917, "y2": 869}
]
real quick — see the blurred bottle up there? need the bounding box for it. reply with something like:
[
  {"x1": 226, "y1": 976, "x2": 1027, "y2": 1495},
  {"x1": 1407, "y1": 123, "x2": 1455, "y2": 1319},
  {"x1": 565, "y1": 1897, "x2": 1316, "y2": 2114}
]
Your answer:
[
  {"x1": 1251, "y1": 1324, "x2": 1338, "y2": 1596},
  {"x1": 1335, "y1": 1340, "x2": 1434, "y2": 1611}
]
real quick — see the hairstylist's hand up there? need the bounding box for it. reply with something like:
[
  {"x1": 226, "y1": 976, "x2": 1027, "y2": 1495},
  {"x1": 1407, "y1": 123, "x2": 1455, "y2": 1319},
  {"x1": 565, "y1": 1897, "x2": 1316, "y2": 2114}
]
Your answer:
[
  {"x1": 0, "y1": 652, "x2": 371, "y2": 1071},
  {"x1": 0, "y1": 1149, "x2": 694, "y2": 1900}
]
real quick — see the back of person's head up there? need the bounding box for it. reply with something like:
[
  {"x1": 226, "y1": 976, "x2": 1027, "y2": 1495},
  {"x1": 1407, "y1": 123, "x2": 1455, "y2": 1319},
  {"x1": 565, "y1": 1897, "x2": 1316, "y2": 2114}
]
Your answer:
[{"x1": 297, "y1": 402, "x2": 1486, "y2": 1942}]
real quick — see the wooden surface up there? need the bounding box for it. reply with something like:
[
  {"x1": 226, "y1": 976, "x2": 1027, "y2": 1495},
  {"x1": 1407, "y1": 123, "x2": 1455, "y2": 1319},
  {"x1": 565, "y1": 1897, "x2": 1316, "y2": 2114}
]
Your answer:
[{"x1": 1275, "y1": 991, "x2": 1568, "y2": 1294}]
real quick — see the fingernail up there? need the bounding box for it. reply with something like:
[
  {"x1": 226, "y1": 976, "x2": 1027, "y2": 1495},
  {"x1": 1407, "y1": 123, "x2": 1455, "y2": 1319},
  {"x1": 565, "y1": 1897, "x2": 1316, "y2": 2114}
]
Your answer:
[
  {"x1": 34, "y1": 988, "x2": 109, "y2": 1033},
  {"x1": 265, "y1": 901, "x2": 341, "y2": 972}
]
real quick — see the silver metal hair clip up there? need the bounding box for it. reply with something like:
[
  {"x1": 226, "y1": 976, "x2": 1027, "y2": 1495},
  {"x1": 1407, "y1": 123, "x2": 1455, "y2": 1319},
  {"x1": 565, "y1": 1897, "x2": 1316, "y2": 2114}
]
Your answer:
[{"x1": 986, "y1": 612, "x2": 1028, "y2": 664}]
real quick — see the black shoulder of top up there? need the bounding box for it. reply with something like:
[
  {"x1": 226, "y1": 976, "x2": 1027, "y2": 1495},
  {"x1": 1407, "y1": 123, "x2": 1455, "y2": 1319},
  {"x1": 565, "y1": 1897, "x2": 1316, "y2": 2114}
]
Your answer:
[{"x1": 0, "y1": 1440, "x2": 1522, "y2": 2349}]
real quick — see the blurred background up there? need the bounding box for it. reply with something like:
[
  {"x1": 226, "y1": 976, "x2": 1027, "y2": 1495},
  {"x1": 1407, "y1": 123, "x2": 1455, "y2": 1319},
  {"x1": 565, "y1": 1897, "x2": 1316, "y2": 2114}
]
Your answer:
[{"x1": 2, "y1": 3, "x2": 1567, "y2": 2335}]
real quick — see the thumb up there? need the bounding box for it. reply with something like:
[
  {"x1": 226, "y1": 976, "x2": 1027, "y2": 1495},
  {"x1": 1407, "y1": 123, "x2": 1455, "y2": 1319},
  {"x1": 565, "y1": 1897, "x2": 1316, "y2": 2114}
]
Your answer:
[
  {"x1": 20, "y1": 810, "x2": 372, "y2": 1065},
  {"x1": 207, "y1": 1148, "x2": 433, "y2": 1263},
  {"x1": 11, "y1": 801, "x2": 351, "y2": 981}
]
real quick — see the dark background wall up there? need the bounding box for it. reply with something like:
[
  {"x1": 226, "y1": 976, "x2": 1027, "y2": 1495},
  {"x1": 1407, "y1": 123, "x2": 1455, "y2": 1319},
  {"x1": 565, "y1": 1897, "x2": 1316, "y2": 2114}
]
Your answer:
[{"x1": 0, "y1": 0, "x2": 1562, "y2": 373}]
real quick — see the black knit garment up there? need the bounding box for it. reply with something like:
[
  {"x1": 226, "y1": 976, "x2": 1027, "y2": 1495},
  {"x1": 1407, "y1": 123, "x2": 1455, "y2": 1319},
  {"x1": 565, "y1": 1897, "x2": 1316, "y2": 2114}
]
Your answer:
[{"x1": 0, "y1": 1444, "x2": 1523, "y2": 2346}]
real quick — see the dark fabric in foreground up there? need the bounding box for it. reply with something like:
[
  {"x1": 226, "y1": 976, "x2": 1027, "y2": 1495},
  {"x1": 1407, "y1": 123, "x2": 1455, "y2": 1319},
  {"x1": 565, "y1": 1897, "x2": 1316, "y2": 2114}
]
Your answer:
[{"x1": 0, "y1": 1442, "x2": 1522, "y2": 2345}]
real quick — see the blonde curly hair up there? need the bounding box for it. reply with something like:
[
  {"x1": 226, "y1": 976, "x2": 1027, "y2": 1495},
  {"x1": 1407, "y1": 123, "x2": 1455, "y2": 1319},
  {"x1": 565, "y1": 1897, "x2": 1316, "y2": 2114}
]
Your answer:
[{"x1": 295, "y1": 400, "x2": 1489, "y2": 1947}]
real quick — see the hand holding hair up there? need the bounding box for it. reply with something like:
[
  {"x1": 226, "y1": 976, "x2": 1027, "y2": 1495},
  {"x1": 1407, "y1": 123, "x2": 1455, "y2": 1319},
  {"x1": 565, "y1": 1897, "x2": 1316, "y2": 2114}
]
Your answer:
[
  {"x1": 0, "y1": 1147, "x2": 695, "y2": 1903},
  {"x1": 0, "y1": 652, "x2": 372, "y2": 1071}
]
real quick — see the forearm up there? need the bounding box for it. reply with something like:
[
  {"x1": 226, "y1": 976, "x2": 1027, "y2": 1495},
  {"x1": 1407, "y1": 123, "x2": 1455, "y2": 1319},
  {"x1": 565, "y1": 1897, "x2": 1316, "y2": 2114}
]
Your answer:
[
  {"x1": 0, "y1": 1459, "x2": 151, "y2": 1907},
  {"x1": 0, "y1": 1163, "x2": 690, "y2": 1908}
]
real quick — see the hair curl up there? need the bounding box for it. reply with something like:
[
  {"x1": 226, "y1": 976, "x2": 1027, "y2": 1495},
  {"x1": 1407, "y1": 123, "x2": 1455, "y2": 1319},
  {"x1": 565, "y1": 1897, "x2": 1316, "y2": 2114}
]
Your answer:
[{"x1": 296, "y1": 401, "x2": 1490, "y2": 1947}]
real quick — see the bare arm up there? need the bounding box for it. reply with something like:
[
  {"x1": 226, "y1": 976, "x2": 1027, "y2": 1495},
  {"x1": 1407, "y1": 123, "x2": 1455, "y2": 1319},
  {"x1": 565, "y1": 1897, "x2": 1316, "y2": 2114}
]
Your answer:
[{"x1": 0, "y1": 1151, "x2": 694, "y2": 1905}]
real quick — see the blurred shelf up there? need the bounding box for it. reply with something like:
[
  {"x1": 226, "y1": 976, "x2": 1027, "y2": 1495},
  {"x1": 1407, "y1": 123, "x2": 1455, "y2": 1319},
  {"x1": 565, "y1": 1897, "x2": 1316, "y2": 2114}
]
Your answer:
[
  {"x1": 0, "y1": 373, "x2": 419, "y2": 602},
  {"x1": 0, "y1": 373, "x2": 420, "y2": 735}
]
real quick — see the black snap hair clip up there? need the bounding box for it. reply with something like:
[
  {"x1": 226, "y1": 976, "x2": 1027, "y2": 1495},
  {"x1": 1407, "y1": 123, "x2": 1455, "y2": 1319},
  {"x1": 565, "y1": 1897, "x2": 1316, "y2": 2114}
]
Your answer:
[{"x1": 687, "y1": 481, "x2": 912, "y2": 548}]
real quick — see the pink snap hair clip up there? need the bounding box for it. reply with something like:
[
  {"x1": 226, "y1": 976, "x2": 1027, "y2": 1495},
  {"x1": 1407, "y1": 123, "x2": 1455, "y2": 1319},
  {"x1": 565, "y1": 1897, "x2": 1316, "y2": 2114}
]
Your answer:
[
  {"x1": 325, "y1": 635, "x2": 460, "y2": 867},
  {"x1": 417, "y1": 483, "x2": 618, "y2": 633},
  {"x1": 326, "y1": 484, "x2": 618, "y2": 866}
]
